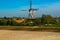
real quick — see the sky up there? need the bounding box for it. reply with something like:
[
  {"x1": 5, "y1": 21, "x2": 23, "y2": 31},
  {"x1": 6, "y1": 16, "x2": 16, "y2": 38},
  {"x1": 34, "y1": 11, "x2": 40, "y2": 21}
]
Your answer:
[{"x1": 0, "y1": 0, "x2": 60, "y2": 17}]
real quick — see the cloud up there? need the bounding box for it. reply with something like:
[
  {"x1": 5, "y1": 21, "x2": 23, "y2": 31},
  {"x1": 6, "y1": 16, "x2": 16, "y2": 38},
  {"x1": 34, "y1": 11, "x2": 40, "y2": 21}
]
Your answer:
[
  {"x1": 18, "y1": 1, "x2": 60, "y2": 17},
  {"x1": 44, "y1": 2, "x2": 60, "y2": 17},
  {"x1": 33, "y1": 2, "x2": 60, "y2": 17},
  {"x1": 0, "y1": 1, "x2": 60, "y2": 17}
]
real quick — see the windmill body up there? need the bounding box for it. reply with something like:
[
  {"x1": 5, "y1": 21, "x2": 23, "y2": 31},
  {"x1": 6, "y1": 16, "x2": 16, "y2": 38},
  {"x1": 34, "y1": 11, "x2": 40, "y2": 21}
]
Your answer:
[
  {"x1": 29, "y1": 9, "x2": 34, "y2": 19},
  {"x1": 29, "y1": 0, "x2": 34, "y2": 19},
  {"x1": 22, "y1": 0, "x2": 38, "y2": 19}
]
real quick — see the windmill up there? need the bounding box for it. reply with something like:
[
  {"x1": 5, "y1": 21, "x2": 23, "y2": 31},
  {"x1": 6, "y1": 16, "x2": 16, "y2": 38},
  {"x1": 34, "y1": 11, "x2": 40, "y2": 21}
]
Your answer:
[{"x1": 21, "y1": 0, "x2": 38, "y2": 19}]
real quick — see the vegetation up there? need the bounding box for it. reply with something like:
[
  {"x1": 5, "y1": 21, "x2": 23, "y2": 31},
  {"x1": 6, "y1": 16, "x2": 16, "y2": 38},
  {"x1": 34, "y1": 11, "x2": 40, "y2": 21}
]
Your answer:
[{"x1": 0, "y1": 14, "x2": 60, "y2": 27}]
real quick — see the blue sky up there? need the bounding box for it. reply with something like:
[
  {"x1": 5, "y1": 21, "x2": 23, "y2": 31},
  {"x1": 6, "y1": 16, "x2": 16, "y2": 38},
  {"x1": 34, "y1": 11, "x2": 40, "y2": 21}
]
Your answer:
[{"x1": 0, "y1": 0, "x2": 60, "y2": 17}]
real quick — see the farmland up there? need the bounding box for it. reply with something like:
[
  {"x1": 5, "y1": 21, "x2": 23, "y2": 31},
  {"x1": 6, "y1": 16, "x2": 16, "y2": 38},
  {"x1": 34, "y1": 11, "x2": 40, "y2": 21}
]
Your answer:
[{"x1": 0, "y1": 30, "x2": 60, "y2": 40}]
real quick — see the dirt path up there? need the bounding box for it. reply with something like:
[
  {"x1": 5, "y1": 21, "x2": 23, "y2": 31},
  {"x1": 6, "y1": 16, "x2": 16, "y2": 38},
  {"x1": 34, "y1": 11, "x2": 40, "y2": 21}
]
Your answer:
[{"x1": 0, "y1": 30, "x2": 60, "y2": 40}]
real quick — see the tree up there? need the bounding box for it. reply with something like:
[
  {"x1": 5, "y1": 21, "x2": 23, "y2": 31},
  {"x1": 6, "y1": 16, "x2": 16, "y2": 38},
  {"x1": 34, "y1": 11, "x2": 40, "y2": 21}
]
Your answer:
[
  {"x1": 33, "y1": 18, "x2": 41, "y2": 25},
  {"x1": 4, "y1": 16, "x2": 7, "y2": 19},
  {"x1": 41, "y1": 14, "x2": 55, "y2": 24}
]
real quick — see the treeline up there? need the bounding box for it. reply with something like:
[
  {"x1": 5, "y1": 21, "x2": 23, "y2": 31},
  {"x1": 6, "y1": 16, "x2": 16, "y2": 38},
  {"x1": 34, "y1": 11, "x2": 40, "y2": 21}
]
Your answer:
[{"x1": 0, "y1": 15, "x2": 60, "y2": 26}]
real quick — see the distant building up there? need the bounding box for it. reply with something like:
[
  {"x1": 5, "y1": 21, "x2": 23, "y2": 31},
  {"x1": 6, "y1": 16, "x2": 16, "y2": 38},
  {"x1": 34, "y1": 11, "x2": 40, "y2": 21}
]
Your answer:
[{"x1": 16, "y1": 19, "x2": 24, "y2": 23}]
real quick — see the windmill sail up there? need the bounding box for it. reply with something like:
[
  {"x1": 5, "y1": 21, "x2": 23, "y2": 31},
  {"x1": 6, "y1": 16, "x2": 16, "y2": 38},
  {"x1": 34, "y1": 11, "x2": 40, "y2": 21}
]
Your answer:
[
  {"x1": 30, "y1": 0, "x2": 32, "y2": 9},
  {"x1": 21, "y1": 0, "x2": 38, "y2": 19}
]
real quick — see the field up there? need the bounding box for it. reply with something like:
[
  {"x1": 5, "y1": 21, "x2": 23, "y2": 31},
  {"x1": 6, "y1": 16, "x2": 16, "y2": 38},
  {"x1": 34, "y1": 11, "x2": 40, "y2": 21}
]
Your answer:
[
  {"x1": 0, "y1": 30, "x2": 60, "y2": 40},
  {"x1": 0, "y1": 26, "x2": 60, "y2": 40}
]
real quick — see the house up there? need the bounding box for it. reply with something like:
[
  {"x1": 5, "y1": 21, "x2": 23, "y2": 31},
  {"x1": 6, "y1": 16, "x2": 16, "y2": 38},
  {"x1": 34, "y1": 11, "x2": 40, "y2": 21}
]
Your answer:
[{"x1": 16, "y1": 19, "x2": 24, "y2": 23}]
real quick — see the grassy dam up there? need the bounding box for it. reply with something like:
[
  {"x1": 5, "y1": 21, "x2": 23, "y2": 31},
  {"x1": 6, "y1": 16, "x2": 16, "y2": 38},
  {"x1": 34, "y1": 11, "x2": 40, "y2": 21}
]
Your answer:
[{"x1": 0, "y1": 26, "x2": 60, "y2": 32}]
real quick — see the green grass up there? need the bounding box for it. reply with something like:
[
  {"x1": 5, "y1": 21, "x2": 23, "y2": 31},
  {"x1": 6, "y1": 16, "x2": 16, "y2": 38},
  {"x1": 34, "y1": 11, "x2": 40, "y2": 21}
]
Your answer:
[{"x1": 0, "y1": 26, "x2": 60, "y2": 29}]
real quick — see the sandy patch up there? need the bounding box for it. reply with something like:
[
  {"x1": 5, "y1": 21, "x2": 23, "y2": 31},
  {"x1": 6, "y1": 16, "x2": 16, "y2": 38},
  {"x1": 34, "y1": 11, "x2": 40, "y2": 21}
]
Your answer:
[{"x1": 0, "y1": 30, "x2": 60, "y2": 40}]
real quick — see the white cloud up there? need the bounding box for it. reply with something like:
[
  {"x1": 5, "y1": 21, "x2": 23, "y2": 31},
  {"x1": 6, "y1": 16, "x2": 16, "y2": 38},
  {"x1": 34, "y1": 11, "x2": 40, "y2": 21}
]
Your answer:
[{"x1": 0, "y1": 2, "x2": 60, "y2": 17}]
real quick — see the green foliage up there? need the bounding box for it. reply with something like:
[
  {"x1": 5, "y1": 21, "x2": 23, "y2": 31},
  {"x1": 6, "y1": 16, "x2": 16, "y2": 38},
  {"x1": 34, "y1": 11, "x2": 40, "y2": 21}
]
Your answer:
[
  {"x1": 55, "y1": 22, "x2": 60, "y2": 26},
  {"x1": 41, "y1": 14, "x2": 55, "y2": 24},
  {"x1": 0, "y1": 15, "x2": 60, "y2": 27}
]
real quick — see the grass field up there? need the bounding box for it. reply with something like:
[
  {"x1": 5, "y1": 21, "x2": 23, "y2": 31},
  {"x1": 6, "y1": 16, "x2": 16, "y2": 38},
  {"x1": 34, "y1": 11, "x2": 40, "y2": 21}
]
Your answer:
[{"x1": 0, "y1": 26, "x2": 60, "y2": 32}]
